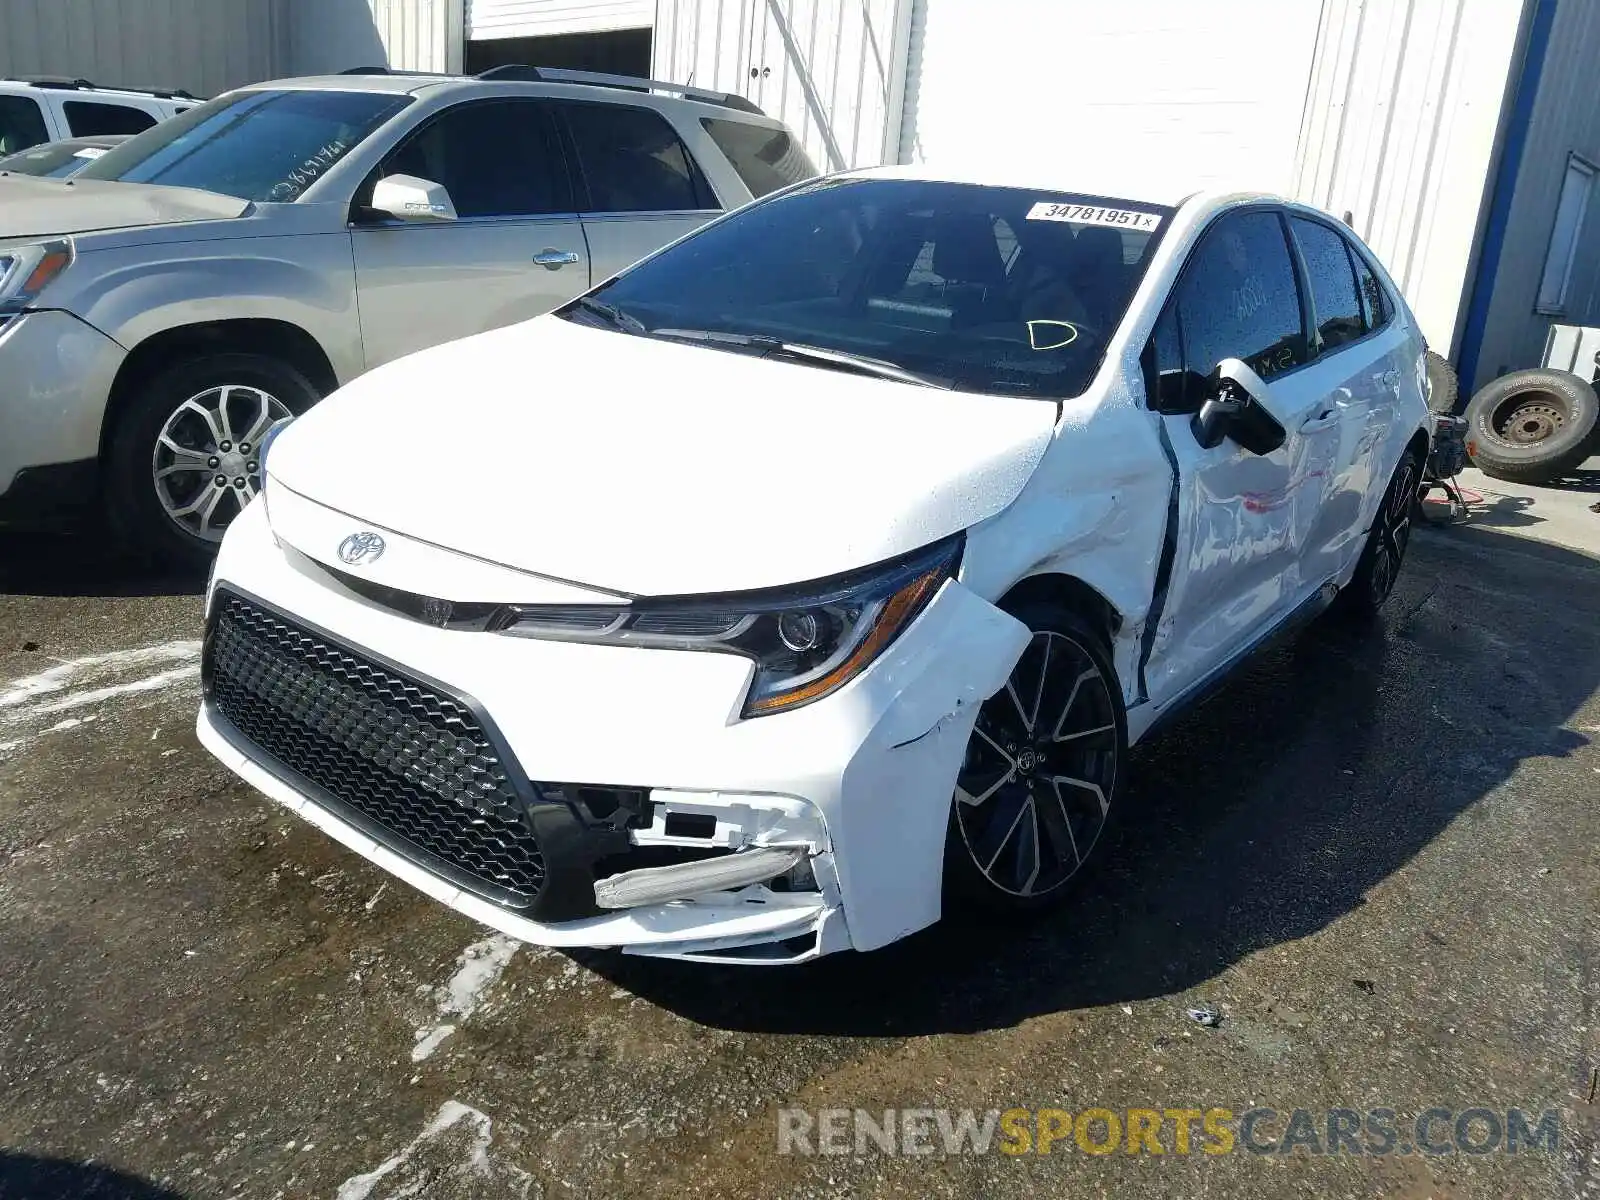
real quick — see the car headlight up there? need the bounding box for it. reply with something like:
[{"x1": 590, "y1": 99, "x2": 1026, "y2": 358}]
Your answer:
[
  {"x1": 0, "y1": 240, "x2": 74, "y2": 315},
  {"x1": 502, "y1": 537, "x2": 961, "y2": 717}
]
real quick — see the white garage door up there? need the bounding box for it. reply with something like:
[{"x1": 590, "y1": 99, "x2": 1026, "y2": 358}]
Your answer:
[
  {"x1": 899, "y1": 0, "x2": 1323, "y2": 199},
  {"x1": 468, "y1": 0, "x2": 653, "y2": 40}
]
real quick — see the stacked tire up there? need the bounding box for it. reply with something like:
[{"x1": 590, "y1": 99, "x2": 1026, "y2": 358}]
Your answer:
[{"x1": 1463, "y1": 366, "x2": 1599, "y2": 486}]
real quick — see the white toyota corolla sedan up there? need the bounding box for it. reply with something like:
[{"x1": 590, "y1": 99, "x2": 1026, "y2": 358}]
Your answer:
[{"x1": 197, "y1": 166, "x2": 1432, "y2": 964}]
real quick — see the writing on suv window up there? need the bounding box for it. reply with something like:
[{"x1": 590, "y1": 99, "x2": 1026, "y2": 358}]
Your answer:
[{"x1": 78, "y1": 90, "x2": 411, "y2": 203}]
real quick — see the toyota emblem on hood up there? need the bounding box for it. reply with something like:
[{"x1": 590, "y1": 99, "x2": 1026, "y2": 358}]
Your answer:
[{"x1": 338, "y1": 531, "x2": 386, "y2": 566}]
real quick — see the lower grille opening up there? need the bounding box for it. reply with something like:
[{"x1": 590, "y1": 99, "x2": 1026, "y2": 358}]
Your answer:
[{"x1": 205, "y1": 589, "x2": 548, "y2": 907}]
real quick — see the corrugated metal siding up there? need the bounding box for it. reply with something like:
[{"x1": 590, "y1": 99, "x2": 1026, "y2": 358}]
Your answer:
[
  {"x1": 1473, "y1": 0, "x2": 1600, "y2": 387},
  {"x1": 653, "y1": 0, "x2": 903, "y2": 171},
  {"x1": 468, "y1": 0, "x2": 652, "y2": 39},
  {"x1": 896, "y1": 0, "x2": 1321, "y2": 197},
  {"x1": 0, "y1": 0, "x2": 282, "y2": 96},
  {"x1": 893, "y1": 0, "x2": 925, "y2": 163},
  {"x1": 286, "y1": 0, "x2": 458, "y2": 76},
  {"x1": 1291, "y1": 0, "x2": 1528, "y2": 357}
]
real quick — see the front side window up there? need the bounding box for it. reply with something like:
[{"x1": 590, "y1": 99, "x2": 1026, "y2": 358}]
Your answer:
[
  {"x1": 63, "y1": 100, "x2": 156, "y2": 137},
  {"x1": 560, "y1": 178, "x2": 1170, "y2": 400},
  {"x1": 1290, "y1": 216, "x2": 1364, "y2": 351},
  {"x1": 78, "y1": 89, "x2": 412, "y2": 202},
  {"x1": 0, "y1": 95, "x2": 49, "y2": 156},
  {"x1": 561, "y1": 103, "x2": 716, "y2": 213},
  {"x1": 374, "y1": 99, "x2": 568, "y2": 218},
  {"x1": 1165, "y1": 210, "x2": 1307, "y2": 408},
  {"x1": 700, "y1": 117, "x2": 817, "y2": 199}
]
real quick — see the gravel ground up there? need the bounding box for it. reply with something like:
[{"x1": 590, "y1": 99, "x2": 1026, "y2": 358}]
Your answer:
[{"x1": 0, "y1": 520, "x2": 1595, "y2": 1199}]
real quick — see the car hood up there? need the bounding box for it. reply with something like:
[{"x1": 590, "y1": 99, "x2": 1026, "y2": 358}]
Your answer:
[
  {"x1": 267, "y1": 318, "x2": 1057, "y2": 597},
  {"x1": 0, "y1": 176, "x2": 249, "y2": 239}
]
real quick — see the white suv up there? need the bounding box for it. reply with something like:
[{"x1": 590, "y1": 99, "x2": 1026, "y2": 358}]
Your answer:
[
  {"x1": 0, "y1": 76, "x2": 198, "y2": 153},
  {"x1": 198, "y1": 167, "x2": 1433, "y2": 965},
  {"x1": 0, "y1": 68, "x2": 814, "y2": 564}
]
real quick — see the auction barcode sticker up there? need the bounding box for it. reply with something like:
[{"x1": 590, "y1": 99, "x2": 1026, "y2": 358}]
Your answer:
[{"x1": 1026, "y1": 202, "x2": 1163, "y2": 231}]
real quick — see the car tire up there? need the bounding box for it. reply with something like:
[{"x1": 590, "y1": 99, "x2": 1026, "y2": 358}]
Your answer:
[
  {"x1": 1338, "y1": 448, "x2": 1422, "y2": 621},
  {"x1": 105, "y1": 353, "x2": 319, "y2": 570},
  {"x1": 1464, "y1": 367, "x2": 1599, "y2": 485},
  {"x1": 1424, "y1": 350, "x2": 1458, "y2": 414},
  {"x1": 943, "y1": 599, "x2": 1127, "y2": 918}
]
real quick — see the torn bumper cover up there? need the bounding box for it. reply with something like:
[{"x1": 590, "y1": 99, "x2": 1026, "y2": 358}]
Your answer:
[{"x1": 197, "y1": 500, "x2": 1029, "y2": 963}]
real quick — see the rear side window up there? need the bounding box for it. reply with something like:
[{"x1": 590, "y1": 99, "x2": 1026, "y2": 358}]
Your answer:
[
  {"x1": 0, "y1": 95, "x2": 49, "y2": 155},
  {"x1": 64, "y1": 100, "x2": 157, "y2": 137},
  {"x1": 1156, "y1": 209, "x2": 1308, "y2": 410},
  {"x1": 1349, "y1": 240, "x2": 1390, "y2": 332},
  {"x1": 1290, "y1": 216, "x2": 1365, "y2": 352},
  {"x1": 378, "y1": 99, "x2": 569, "y2": 218},
  {"x1": 560, "y1": 103, "x2": 716, "y2": 213},
  {"x1": 700, "y1": 118, "x2": 817, "y2": 199}
]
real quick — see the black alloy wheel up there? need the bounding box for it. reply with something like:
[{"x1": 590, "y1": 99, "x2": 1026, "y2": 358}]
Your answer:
[{"x1": 947, "y1": 603, "x2": 1125, "y2": 913}]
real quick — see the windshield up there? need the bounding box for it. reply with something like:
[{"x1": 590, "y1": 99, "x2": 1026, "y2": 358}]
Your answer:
[
  {"x1": 0, "y1": 140, "x2": 113, "y2": 178},
  {"x1": 77, "y1": 89, "x2": 412, "y2": 202},
  {"x1": 559, "y1": 178, "x2": 1171, "y2": 399}
]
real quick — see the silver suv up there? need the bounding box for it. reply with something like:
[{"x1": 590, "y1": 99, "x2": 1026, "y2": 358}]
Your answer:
[{"x1": 0, "y1": 67, "x2": 815, "y2": 564}]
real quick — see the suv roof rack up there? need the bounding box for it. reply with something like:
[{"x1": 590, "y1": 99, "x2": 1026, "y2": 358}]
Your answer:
[
  {"x1": 4, "y1": 74, "x2": 203, "y2": 100},
  {"x1": 338, "y1": 65, "x2": 451, "y2": 77},
  {"x1": 472, "y1": 65, "x2": 765, "y2": 115}
]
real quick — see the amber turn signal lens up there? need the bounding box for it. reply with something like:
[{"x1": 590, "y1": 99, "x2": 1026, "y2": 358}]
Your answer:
[{"x1": 744, "y1": 563, "x2": 946, "y2": 715}]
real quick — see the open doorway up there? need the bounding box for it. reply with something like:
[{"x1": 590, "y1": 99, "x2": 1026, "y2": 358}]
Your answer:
[{"x1": 464, "y1": 28, "x2": 652, "y2": 77}]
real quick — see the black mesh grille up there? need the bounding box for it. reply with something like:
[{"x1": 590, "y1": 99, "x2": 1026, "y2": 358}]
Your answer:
[{"x1": 206, "y1": 590, "x2": 546, "y2": 905}]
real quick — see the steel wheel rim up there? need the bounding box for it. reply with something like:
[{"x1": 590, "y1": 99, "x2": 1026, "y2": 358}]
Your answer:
[
  {"x1": 1371, "y1": 457, "x2": 1417, "y2": 605},
  {"x1": 151, "y1": 385, "x2": 290, "y2": 542},
  {"x1": 955, "y1": 630, "x2": 1118, "y2": 898},
  {"x1": 1490, "y1": 392, "x2": 1565, "y2": 446}
]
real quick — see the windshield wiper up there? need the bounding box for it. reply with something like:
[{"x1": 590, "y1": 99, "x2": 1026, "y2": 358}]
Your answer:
[
  {"x1": 648, "y1": 328, "x2": 951, "y2": 389},
  {"x1": 571, "y1": 296, "x2": 646, "y2": 334}
]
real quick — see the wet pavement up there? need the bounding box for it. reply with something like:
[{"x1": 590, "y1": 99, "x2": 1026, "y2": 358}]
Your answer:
[{"x1": 0, "y1": 520, "x2": 1596, "y2": 1199}]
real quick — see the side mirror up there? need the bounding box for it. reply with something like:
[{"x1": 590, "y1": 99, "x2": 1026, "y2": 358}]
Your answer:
[
  {"x1": 366, "y1": 174, "x2": 457, "y2": 223},
  {"x1": 1191, "y1": 358, "x2": 1287, "y2": 455}
]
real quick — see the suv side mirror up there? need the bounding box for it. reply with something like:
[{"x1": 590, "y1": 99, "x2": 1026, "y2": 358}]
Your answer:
[
  {"x1": 1191, "y1": 358, "x2": 1287, "y2": 455},
  {"x1": 367, "y1": 174, "x2": 457, "y2": 223}
]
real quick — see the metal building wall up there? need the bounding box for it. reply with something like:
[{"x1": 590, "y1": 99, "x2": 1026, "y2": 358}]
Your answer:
[
  {"x1": 467, "y1": 0, "x2": 653, "y2": 39},
  {"x1": 653, "y1": 0, "x2": 906, "y2": 172},
  {"x1": 287, "y1": 0, "x2": 463, "y2": 76},
  {"x1": 1291, "y1": 0, "x2": 1529, "y2": 358},
  {"x1": 1470, "y1": 0, "x2": 1600, "y2": 387},
  {"x1": 0, "y1": 0, "x2": 284, "y2": 96}
]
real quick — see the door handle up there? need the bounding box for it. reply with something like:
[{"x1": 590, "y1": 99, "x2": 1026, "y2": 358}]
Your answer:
[
  {"x1": 1300, "y1": 408, "x2": 1339, "y2": 433},
  {"x1": 533, "y1": 248, "x2": 580, "y2": 269}
]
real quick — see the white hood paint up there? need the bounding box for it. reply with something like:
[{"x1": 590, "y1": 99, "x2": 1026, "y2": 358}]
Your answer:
[{"x1": 268, "y1": 317, "x2": 1057, "y2": 597}]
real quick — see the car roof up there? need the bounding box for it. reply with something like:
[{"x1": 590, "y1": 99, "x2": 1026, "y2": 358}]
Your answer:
[
  {"x1": 0, "y1": 77, "x2": 200, "y2": 102},
  {"x1": 240, "y1": 71, "x2": 781, "y2": 122},
  {"x1": 245, "y1": 73, "x2": 444, "y2": 96},
  {"x1": 842, "y1": 163, "x2": 1278, "y2": 214}
]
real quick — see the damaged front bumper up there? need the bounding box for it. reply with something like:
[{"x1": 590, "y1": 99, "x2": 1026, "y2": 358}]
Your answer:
[{"x1": 197, "y1": 499, "x2": 1028, "y2": 964}]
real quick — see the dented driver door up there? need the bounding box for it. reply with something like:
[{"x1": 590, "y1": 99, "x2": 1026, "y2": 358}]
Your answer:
[{"x1": 1141, "y1": 208, "x2": 1339, "y2": 707}]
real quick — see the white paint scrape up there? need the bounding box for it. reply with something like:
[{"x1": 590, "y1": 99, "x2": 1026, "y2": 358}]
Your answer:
[
  {"x1": 335, "y1": 1101, "x2": 533, "y2": 1200},
  {"x1": 0, "y1": 642, "x2": 203, "y2": 759},
  {"x1": 30, "y1": 665, "x2": 200, "y2": 717},
  {"x1": 0, "y1": 642, "x2": 200, "y2": 711},
  {"x1": 410, "y1": 934, "x2": 520, "y2": 1062}
]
